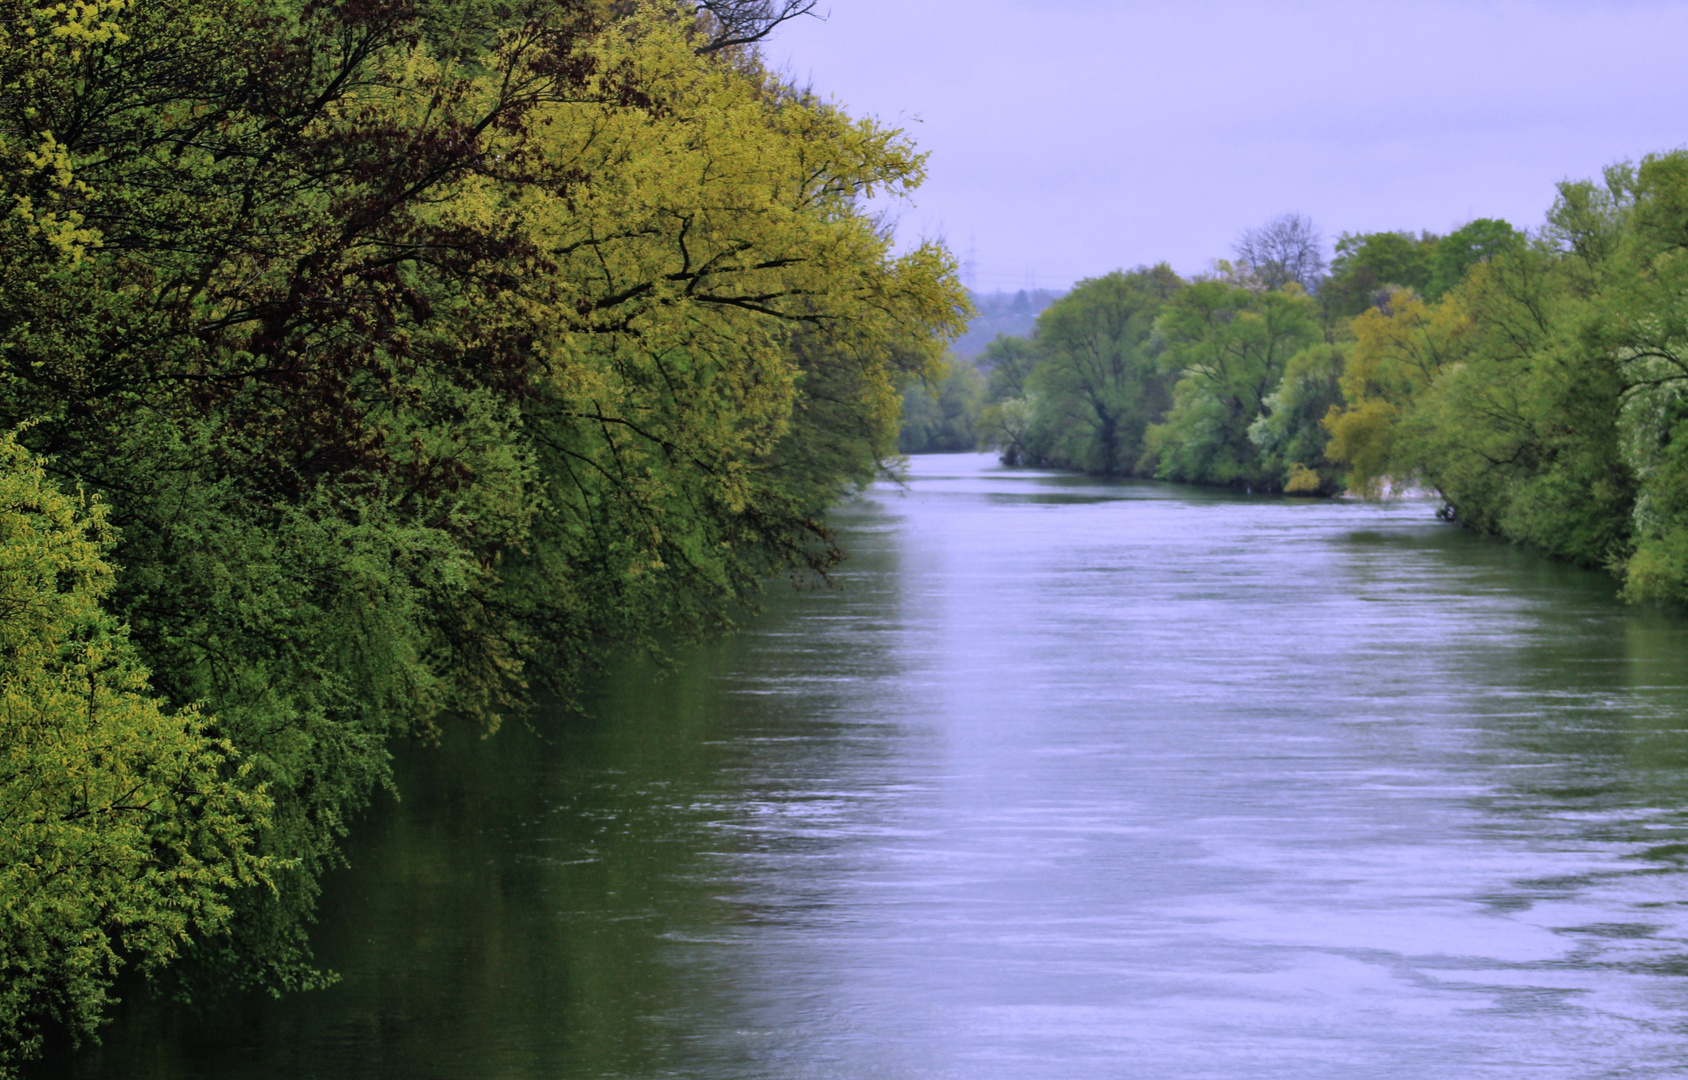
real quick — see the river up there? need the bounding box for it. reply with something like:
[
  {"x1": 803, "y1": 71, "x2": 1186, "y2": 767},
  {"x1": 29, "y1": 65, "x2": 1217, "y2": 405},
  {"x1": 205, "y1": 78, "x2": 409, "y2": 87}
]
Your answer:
[{"x1": 53, "y1": 452, "x2": 1688, "y2": 1078}]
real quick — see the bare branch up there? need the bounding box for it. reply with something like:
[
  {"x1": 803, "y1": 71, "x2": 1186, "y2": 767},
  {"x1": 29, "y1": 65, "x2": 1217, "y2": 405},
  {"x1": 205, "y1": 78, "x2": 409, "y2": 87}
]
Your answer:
[
  {"x1": 1235, "y1": 212, "x2": 1327, "y2": 293},
  {"x1": 690, "y1": 0, "x2": 822, "y2": 54}
]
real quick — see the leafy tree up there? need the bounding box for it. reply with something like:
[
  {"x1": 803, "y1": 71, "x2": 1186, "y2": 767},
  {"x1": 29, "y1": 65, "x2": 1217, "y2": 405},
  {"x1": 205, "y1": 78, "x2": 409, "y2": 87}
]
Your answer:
[
  {"x1": 1322, "y1": 287, "x2": 1473, "y2": 496},
  {"x1": 1248, "y1": 344, "x2": 1348, "y2": 494},
  {"x1": 1322, "y1": 230, "x2": 1438, "y2": 319},
  {"x1": 1428, "y1": 218, "x2": 1523, "y2": 299},
  {"x1": 1584, "y1": 153, "x2": 1688, "y2": 598},
  {"x1": 1146, "y1": 281, "x2": 1321, "y2": 488},
  {"x1": 978, "y1": 333, "x2": 1041, "y2": 400},
  {"x1": 1323, "y1": 194, "x2": 1629, "y2": 567},
  {"x1": 1322, "y1": 219, "x2": 1522, "y2": 322},
  {"x1": 0, "y1": 432, "x2": 267, "y2": 1075},
  {"x1": 980, "y1": 394, "x2": 1043, "y2": 467},
  {"x1": 1008, "y1": 266, "x2": 1182, "y2": 474},
  {"x1": 973, "y1": 334, "x2": 1037, "y2": 459},
  {"x1": 1412, "y1": 249, "x2": 1630, "y2": 566}
]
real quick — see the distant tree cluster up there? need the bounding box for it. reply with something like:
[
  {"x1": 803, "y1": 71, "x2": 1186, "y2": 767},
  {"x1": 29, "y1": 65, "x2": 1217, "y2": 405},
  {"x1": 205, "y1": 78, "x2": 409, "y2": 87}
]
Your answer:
[
  {"x1": 900, "y1": 363, "x2": 987, "y2": 455},
  {"x1": 915, "y1": 155, "x2": 1688, "y2": 602},
  {"x1": 0, "y1": 0, "x2": 965, "y2": 1068},
  {"x1": 918, "y1": 211, "x2": 1531, "y2": 499}
]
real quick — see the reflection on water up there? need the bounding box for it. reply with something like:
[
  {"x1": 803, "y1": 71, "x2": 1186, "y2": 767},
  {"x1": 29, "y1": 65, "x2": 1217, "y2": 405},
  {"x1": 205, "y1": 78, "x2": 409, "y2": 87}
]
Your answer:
[{"x1": 49, "y1": 453, "x2": 1688, "y2": 1079}]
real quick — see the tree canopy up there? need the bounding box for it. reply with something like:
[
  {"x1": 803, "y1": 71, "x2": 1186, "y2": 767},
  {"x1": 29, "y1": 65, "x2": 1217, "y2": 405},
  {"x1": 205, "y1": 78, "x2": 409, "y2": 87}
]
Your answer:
[
  {"x1": 0, "y1": 0, "x2": 965, "y2": 1065},
  {"x1": 974, "y1": 267, "x2": 1179, "y2": 473},
  {"x1": 1321, "y1": 154, "x2": 1688, "y2": 595}
]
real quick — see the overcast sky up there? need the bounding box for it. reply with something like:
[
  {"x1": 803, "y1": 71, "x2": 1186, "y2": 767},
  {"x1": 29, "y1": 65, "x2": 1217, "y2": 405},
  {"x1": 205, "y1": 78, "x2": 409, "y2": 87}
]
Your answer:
[{"x1": 769, "y1": 0, "x2": 1688, "y2": 292}]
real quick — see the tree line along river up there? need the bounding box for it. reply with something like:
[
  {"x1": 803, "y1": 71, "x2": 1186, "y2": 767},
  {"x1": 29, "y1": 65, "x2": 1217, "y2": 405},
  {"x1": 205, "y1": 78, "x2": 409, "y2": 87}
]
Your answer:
[{"x1": 42, "y1": 453, "x2": 1688, "y2": 1080}]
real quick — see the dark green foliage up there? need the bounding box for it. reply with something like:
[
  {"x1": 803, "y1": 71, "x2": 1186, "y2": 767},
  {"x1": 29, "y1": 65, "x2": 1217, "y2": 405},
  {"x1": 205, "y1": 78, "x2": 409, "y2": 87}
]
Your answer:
[
  {"x1": 979, "y1": 266, "x2": 1181, "y2": 474},
  {"x1": 1589, "y1": 154, "x2": 1688, "y2": 598},
  {"x1": 1409, "y1": 244, "x2": 1634, "y2": 567},
  {"x1": 1322, "y1": 219, "x2": 1522, "y2": 321},
  {"x1": 1248, "y1": 344, "x2": 1349, "y2": 495},
  {"x1": 1146, "y1": 282, "x2": 1322, "y2": 489},
  {"x1": 978, "y1": 267, "x2": 1329, "y2": 492},
  {"x1": 1324, "y1": 230, "x2": 1439, "y2": 318},
  {"x1": 1429, "y1": 218, "x2": 1524, "y2": 299},
  {"x1": 980, "y1": 334, "x2": 1040, "y2": 400},
  {"x1": 900, "y1": 363, "x2": 987, "y2": 454},
  {"x1": 1032, "y1": 267, "x2": 1182, "y2": 474}
]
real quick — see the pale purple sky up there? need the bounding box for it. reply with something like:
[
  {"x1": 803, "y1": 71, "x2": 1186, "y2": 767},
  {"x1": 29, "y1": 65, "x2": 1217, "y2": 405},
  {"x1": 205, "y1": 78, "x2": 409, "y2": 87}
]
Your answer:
[{"x1": 770, "y1": 0, "x2": 1688, "y2": 291}]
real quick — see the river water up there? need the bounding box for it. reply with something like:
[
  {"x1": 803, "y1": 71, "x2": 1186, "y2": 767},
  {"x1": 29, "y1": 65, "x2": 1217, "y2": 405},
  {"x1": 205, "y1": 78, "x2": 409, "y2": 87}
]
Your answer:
[{"x1": 56, "y1": 453, "x2": 1688, "y2": 1079}]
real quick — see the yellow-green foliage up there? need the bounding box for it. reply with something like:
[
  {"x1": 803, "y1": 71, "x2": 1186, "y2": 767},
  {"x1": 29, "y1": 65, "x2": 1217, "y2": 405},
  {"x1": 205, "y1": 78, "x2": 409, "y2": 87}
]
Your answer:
[
  {"x1": 1321, "y1": 166, "x2": 1642, "y2": 572},
  {"x1": 0, "y1": 432, "x2": 267, "y2": 1074},
  {"x1": 1322, "y1": 287, "x2": 1471, "y2": 496},
  {"x1": 427, "y1": 13, "x2": 966, "y2": 676},
  {"x1": 0, "y1": 0, "x2": 125, "y2": 262}
]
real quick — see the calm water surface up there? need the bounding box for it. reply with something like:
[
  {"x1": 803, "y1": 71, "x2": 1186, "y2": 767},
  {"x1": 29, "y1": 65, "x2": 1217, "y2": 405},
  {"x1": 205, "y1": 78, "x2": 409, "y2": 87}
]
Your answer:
[{"x1": 59, "y1": 453, "x2": 1688, "y2": 1078}]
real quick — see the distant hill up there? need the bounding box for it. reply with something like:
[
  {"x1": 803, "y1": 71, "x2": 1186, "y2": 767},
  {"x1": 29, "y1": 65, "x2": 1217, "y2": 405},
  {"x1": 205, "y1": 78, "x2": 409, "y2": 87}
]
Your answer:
[{"x1": 951, "y1": 289, "x2": 1065, "y2": 361}]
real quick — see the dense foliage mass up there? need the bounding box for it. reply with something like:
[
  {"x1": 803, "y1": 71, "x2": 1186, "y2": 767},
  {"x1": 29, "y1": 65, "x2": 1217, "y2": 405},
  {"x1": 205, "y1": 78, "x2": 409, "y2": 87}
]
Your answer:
[
  {"x1": 0, "y1": 0, "x2": 964, "y2": 1067},
  {"x1": 898, "y1": 361, "x2": 985, "y2": 455},
  {"x1": 972, "y1": 261, "x2": 1344, "y2": 493},
  {"x1": 1326, "y1": 157, "x2": 1688, "y2": 601},
  {"x1": 0, "y1": 434, "x2": 268, "y2": 1072}
]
